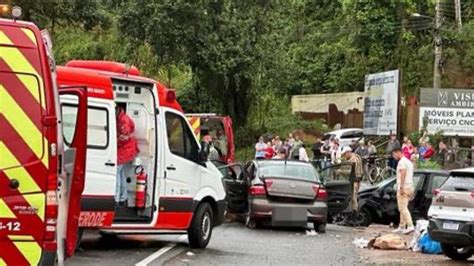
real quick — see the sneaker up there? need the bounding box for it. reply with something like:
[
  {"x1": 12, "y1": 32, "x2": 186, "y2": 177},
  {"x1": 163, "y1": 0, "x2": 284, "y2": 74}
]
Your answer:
[
  {"x1": 392, "y1": 228, "x2": 403, "y2": 234},
  {"x1": 403, "y1": 226, "x2": 415, "y2": 235}
]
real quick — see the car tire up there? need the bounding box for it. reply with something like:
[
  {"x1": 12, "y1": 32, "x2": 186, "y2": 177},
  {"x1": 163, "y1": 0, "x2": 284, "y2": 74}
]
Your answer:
[
  {"x1": 441, "y1": 243, "x2": 472, "y2": 261},
  {"x1": 188, "y1": 202, "x2": 213, "y2": 249},
  {"x1": 314, "y1": 223, "x2": 326, "y2": 233},
  {"x1": 358, "y1": 207, "x2": 373, "y2": 227}
]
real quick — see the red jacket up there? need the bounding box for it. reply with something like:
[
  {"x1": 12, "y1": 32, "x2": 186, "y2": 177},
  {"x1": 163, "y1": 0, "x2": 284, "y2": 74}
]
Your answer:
[
  {"x1": 423, "y1": 147, "x2": 435, "y2": 160},
  {"x1": 117, "y1": 110, "x2": 139, "y2": 165}
]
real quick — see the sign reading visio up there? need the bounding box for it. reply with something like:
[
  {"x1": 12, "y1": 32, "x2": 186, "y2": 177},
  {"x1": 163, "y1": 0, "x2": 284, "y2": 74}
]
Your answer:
[
  {"x1": 420, "y1": 88, "x2": 474, "y2": 136},
  {"x1": 363, "y1": 70, "x2": 399, "y2": 136}
]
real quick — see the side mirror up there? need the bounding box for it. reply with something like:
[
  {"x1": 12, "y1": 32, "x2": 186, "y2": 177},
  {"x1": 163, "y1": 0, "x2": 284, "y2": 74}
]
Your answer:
[{"x1": 199, "y1": 141, "x2": 210, "y2": 162}]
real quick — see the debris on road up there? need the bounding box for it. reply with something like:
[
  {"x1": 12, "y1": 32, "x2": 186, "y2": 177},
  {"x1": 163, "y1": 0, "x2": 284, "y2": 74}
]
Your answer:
[
  {"x1": 305, "y1": 230, "x2": 318, "y2": 236},
  {"x1": 408, "y1": 220, "x2": 429, "y2": 252},
  {"x1": 186, "y1": 251, "x2": 195, "y2": 256},
  {"x1": 352, "y1": 238, "x2": 370, "y2": 249},
  {"x1": 372, "y1": 234, "x2": 406, "y2": 250}
]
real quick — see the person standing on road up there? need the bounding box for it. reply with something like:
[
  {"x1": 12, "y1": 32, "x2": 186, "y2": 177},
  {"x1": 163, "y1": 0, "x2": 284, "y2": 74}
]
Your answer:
[
  {"x1": 391, "y1": 148, "x2": 415, "y2": 235},
  {"x1": 320, "y1": 139, "x2": 332, "y2": 168},
  {"x1": 386, "y1": 133, "x2": 400, "y2": 170},
  {"x1": 116, "y1": 106, "x2": 139, "y2": 206},
  {"x1": 299, "y1": 144, "x2": 309, "y2": 162},
  {"x1": 255, "y1": 136, "x2": 267, "y2": 160},
  {"x1": 341, "y1": 147, "x2": 364, "y2": 224},
  {"x1": 291, "y1": 135, "x2": 303, "y2": 159},
  {"x1": 312, "y1": 138, "x2": 323, "y2": 169}
]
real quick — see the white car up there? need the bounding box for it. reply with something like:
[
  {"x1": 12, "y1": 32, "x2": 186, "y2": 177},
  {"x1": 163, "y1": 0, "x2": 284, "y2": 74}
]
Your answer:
[
  {"x1": 323, "y1": 128, "x2": 364, "y2": 147},
  {"x1": 428, "y1": 168, "x2": 474, "y2": 261}
]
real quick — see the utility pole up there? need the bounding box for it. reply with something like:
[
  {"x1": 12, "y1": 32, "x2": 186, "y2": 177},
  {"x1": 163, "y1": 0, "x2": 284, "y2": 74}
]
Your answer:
[
  {"x1": 433, "y1": 0, "x2": 442, "y2": 89},
  {"x1": 454, "y1": 0, "x2": 462, "y2": 30}
]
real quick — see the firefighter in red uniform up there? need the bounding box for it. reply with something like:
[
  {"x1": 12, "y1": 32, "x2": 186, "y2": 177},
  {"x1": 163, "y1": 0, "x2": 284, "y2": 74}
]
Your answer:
[{"x1": 116, "y1": 106, "x2": 139, "y2": 206}]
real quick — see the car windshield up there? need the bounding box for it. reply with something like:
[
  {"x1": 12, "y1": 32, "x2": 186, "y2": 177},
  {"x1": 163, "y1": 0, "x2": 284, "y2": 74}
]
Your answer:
[
  {"x1": 258, "y1": 163, "x2": 319, "y2": 182},
  {"x1": 442, "y1": 174, "x2": 474, "y2": 192}
]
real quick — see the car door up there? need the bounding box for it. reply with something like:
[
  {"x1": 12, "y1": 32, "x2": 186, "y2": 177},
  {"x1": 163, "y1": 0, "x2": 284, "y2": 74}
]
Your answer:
[
  {"x1": 163, "y1": 110, "x2": 201, "y2": 201},
  {"x1": 408, "y1": 173, "x2": 427, "y2": 219},
  {"x1": 319, "y1": 163, "x2": 353, "y2": 214},
  {"x1": 58, "y1": 86, "x2": 88, "y2": 257},
  {"x1": 220, "y1": 163, "x2": 248, "y2": 214}
]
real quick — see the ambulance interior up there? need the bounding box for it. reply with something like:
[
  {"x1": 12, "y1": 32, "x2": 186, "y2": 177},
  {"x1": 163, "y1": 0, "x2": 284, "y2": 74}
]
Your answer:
[
  {"x1": 112, "y1": 79, "x2": 158, "y2": 222},
  {"x1": 200, "y1": 117, "x2": 228, "y2": 160}
]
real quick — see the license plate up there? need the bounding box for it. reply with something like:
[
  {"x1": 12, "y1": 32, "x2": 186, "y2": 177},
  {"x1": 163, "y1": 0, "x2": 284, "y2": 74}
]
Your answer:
[{"x1": 442, "y1": 221, "x2": 460, "y2": 230}]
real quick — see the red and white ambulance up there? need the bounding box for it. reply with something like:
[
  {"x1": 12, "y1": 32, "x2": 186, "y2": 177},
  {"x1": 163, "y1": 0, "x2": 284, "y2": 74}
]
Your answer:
[
  {"x1": 56, "y1": 61, "x2": 227, "y2": 248},
  {"x1": 0, "y1": 17, "x2": 88, "y2": 265}
]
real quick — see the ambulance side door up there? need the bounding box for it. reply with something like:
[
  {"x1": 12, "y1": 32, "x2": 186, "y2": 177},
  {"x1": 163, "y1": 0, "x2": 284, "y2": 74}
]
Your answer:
[
  {"x1": 162, "y1": 109, "x2": 201, "y2": 208},
  {"x1": 61, "y1": 97, "x2": 117, "y2": 225}
]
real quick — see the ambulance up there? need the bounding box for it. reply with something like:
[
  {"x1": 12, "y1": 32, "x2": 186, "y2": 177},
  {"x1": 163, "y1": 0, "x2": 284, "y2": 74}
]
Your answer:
[
  {"x1": 56, "y1": 61, "x2": 227, "y2": 248},
  {"x1": 0, "y1": 17, "x2": 88, "y2": 265}
]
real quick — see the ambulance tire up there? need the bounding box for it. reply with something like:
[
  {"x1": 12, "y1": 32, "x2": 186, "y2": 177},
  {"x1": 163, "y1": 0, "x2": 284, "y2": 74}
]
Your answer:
[{"x1": 188, "y1": 202, "x2": 213, "y2": 249}]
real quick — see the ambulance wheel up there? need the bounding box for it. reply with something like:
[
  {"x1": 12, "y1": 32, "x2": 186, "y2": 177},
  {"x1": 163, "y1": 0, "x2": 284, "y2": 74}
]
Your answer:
[{"x1": 188, "y1": 202, "x2": 213, "y2": 249}]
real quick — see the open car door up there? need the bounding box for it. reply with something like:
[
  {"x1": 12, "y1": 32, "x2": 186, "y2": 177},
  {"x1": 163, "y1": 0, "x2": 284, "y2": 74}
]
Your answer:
[
  {"x1": 222, "y1": 116, "x2": 235, "y2": 163},
  {"x1": 219, "y1": 163, "x2": 248, "y2": 214},
  {"x1": 319, "y1": 163, "x2": 354, "y2": 216},
  {"x1": 58, "y1": 86, "x2": 88, "y2": 257}
]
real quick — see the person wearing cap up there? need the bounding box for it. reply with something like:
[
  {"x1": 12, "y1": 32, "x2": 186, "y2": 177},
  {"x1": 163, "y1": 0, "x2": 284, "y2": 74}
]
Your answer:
[{"x1": 342, "y1": 146, "x2": 364, "y2": 215}]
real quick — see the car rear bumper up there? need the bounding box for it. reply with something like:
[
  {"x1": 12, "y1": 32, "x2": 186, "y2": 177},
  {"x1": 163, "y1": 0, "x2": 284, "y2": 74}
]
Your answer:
[
  {"x1": 429, "y1": 219, "x2": 474, "y2": 247},
  {"x1": 249, "y1": 198, "x2": 327, "y2": 225}
]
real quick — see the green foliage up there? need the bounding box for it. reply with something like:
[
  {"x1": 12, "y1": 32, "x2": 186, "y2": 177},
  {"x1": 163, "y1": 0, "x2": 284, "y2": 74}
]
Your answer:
[
  {"x1": 416, "y1": 159, "x2": 442, "y2": 170},
  {"x1": 12, "y1": 0, "x2": 474, "y2": 152}
]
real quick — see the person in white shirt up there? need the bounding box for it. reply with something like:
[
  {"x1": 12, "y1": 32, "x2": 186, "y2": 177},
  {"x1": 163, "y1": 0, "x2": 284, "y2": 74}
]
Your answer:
[
  {"x1": 391, "y1": 148, "x2": 415, "y2": 234},
  {"x1": 299, "y1": 144, "x2": 309, "y2": 162}
]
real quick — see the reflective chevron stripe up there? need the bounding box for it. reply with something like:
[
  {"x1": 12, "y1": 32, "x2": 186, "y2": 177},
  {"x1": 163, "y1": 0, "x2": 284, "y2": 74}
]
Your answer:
[
  {"x1": 188, "y1": 117, "x2": 201, "y2": 139},
  {"x1": 0, "y1": 85, "x2": 48, "y2": 167}
]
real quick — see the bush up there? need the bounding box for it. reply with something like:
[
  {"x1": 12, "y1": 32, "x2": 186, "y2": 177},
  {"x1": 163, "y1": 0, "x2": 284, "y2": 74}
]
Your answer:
[{"x1": 416, "y1": 160, "x2": 442, "y2": 170}]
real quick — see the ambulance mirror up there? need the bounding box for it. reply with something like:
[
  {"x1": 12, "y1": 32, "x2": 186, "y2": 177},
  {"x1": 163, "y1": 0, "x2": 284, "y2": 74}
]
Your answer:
[{"x1": 199, "y1": 141, "x2": 210, "y2": 163}]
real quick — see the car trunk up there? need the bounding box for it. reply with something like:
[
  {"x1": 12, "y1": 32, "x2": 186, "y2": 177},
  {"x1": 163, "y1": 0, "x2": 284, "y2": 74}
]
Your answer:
[{"x1": 262, "y1": 176, "x2": 318, "y2": 203}]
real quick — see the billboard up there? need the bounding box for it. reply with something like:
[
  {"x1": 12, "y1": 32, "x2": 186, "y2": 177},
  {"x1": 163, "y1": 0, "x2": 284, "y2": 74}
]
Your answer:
[
  {"x1": 363, "y1": 70, "x2": 399, "y2": 136},
  {"x1": 420, "y1": 88, "x2": 474, "y2": 136}
]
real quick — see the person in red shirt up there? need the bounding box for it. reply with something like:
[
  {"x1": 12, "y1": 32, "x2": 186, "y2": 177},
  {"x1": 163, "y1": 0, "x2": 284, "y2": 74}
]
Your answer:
[
  {"x1": 264, "y1": 141, "x2": 275, "y2": 159},
  {"x1": 116, "y1": 106, "x2": 139, "y2": 206},
  {"x1": 423, "y1": 143, "x2": 436, "y2": 160}
]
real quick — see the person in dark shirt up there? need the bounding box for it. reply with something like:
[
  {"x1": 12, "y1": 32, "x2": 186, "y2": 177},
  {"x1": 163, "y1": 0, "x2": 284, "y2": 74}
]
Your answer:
[{"x1": 312, "y1": 138, "x2": 323, "y2": 159}]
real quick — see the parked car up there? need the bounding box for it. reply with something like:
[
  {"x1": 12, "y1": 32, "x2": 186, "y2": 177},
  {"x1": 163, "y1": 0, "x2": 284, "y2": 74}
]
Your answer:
[
  {"x1": 222, "y1": 160, "x2": 329, "y2": 232},
  {"x1": 323, "y1": 128, "x2": 363, "y2": 147},
  {"x1": 428, "y1": 168, "x2": 474, "y2": 261},
  {"x1": 355, "y1": 169, "x2": 449, "y2": 226}
]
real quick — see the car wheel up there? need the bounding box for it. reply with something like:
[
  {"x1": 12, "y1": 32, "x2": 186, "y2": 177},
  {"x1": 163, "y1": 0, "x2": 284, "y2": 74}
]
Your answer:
[
  {"x1": 188, "y1": 203, "x2": 214, "y2": 249},
  {"x1": 314, "y1": 223, "x2": 326, "y2": 233},
  {"x1": 441, "y1": 244, "x2": 472, "y2": 261},
  {"x1": 357, "y1": 207, "x2": 373, "y2": 227},
  {"x1": 245, "y1": 208, "x2": 258, "y2": 229}
]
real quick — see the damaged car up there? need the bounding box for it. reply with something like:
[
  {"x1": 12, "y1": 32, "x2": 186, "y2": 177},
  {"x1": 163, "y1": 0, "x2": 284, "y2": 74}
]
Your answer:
[
  {"x1": 356, "y1": 169, "x2": 449, "y2": 226},
  {"x1": 222, "y1": 160, "x2": 329, "y2": 232}
]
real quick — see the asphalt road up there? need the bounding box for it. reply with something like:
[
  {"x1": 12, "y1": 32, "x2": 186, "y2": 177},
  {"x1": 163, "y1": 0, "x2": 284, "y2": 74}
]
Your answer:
[{"x1": 68, "y1": 223, "x2": 358, "y2": 266}]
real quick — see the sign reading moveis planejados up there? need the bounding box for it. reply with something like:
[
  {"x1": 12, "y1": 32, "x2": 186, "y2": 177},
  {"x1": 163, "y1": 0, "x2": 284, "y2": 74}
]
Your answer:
[
  {"x1": 363, "y1": 70, "x2": 399, "y2": 136},
  {"x1": 420, "y1": 88, "x2": 474, "y2": 136}
]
